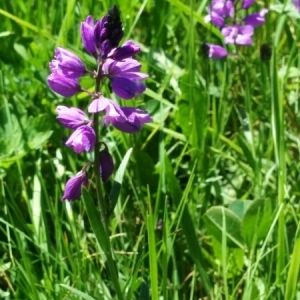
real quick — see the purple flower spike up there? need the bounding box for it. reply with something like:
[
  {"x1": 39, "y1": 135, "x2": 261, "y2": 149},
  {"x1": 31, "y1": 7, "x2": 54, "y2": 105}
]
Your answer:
[
  {"x1": 81, "y1": 15, "x2": 97, "y2": 56},
  {"x1": 99, "y1": 148, "x2": 114, "y2": 182},
  {"x1": 47, "y1": 73, "x2": 81, "y2": 97},
  {"x1": 62, "y1": 171, "x2": 88, "y2": 202},
  {"x1": 65, "y1": 125, "x2": 96, "y2": 153},
  {"x1": 56, "y1": 106, "x2": 90, "y2": 129},
  {"x1": 244, "y1": 9, "x2": 268, "y2": 27},
  {"x1": 109, "y1": 40, "x2": 141, "y2": 60},
  {"x1": 50, "y1": 47, "x2": 86, "y2": 79},
  {"x1": 206, "y1": 44, "x2": 228, "y2": 59},
  {"x1": 242, "y1": 0, "x2": 255, "y2": 9},
  {"x1": 222, "y1": 25, "x2": 254, "y2": 46}
]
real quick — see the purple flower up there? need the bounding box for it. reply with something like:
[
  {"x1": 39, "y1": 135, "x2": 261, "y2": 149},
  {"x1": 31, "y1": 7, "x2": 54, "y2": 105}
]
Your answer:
[
  {"x1": 102, "y1": 100, "x2": 152, "y2": 133},
  {"x1": 50, "y1": 47, "x2": 86, "y2": 79},
  {"x1": 244, "y1": 9, "x2": 268, "y2": 27},
  {"x1": 222, "y1": 25, "x2": 254, "y2": 46},
  {"x1": 65, "y1": 125, "x2": 96, "y2": 153},
  {"x1": 107, "y1": 107, "x2": 152, "y2": 133},
  {"x1": 81, "y1": 15, "x2": 97, "y2": 56},
  {"x1": 47, "y1": 73, "x2": 81, "y2": 97},
  {"x1": 56, "y1": 106, "x2": 90, "y2": 129},
  {"x1": 204, "y1": 11, "x2": 225, "y2": 27},
  {"x1": 204, "y1": 0, "x2": 234, "y2": 27},
  {"x1": 81, "y1": 6, "x2": 123, "y2": 59},
  {"x1": 205, "y1": 43, "x2": 228, "y2": 59},
  {"x1": 242, "y1": 0, "x2": 255, "y2": 9},
  {"x1": 62, "y1": 171, "x2": 88, "y2": 201},
  {"x1": 88, "y1": 97, "x2": 152, "y2": 132},
  {"x1": 108, "y1": 40, "x2": 140, "y2": 60},
  {"x1": 99, "y1": 148, "x2": 114, "y2": 182},
  {"x1": 102, "y1": 58, "x2": 148, "y2": 99},
  {"x1": 293, "y1": 0, "x2": 300, "y2": 13},
  {"x1": 210, "y1": 0, "x2": 234, "y2": 17}
]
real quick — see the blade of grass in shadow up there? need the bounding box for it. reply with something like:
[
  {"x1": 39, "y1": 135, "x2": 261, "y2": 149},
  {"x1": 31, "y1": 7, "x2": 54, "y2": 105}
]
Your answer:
[
  {"x1": 81, "y1": 187, "x2": 124, "y2": 300},
  {"x1": 164, "y1": 154, "x2": 211, "y2": 295},
  {"x1": 60, "y1": 284, "x2": 97, "y2": 300},
  {"x1": 147, "y1": 198, "x2": 159, "y2": 300},
  {"x1": 284, "y1": 229, "x2": 300, "y2": 300},
  {"x1": 270, "y1": 46, "x2": 286, "y2": 285}
]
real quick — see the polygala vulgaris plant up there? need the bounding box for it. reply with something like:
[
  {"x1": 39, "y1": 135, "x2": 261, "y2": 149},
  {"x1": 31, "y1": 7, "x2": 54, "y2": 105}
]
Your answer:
[
  {"x1": 47, "y1": 5, "x2": 152, "y2": 202},
  {"x1": 203, "y1": 0, "x2": 268, "y2": 59}
]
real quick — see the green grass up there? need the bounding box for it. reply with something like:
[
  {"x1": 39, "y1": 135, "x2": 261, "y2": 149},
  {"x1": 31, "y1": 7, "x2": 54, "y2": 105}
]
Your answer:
[{"x1": 0, "y1": 0, "x2": 300, "y2": 299}]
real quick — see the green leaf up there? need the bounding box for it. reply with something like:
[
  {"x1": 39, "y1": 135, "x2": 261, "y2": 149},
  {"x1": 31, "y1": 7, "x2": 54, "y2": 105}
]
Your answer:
[
  {"x1": 241, "y1": 199, "x2": 272, "y2": 248},
  {"x1": 108, "y1": 147, "x2": 132, "y2": 215},
  {"x1": 60, "y1": 284, "x2": 96, "y2": 300},
  {"x1": 81, "y1": 187, "x2": 110, "y2": 255},
  {"x1": 203, "y1": 206, "x2": 244, "y2": 248},
  {"x1": 228, "y1": 200, "x2": 252, "y2": 220},
  {"x1": 285, "y1": 235, "x2": 300, "y2": 300}
]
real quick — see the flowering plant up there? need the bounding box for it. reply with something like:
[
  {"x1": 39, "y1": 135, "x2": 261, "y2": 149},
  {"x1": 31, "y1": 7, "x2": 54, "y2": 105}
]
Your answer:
[
  {"x1": 203, "y1": 0, "x2": 268, "y2": 59},
  {"x1": 47, "y1": 6, "x2": 152, "y2": 202}
]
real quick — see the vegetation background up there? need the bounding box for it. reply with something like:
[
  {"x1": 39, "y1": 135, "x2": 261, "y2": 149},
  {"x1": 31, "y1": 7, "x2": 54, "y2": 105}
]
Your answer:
[{"x1": 0, "y1": 0, "x2": 300, "y2": 299}]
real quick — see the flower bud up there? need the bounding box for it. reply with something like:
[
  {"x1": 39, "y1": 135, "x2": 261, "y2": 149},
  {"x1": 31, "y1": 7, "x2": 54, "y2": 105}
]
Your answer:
[
  {"x1": 47, "y1": 73, "x2": 81, "y2": 97},
  {"x1": 99, "y1": 148, "x2": 114, "y2": 182},
  {"x1": 62, "y1": 171, "x2": 88, "y2": 202}
]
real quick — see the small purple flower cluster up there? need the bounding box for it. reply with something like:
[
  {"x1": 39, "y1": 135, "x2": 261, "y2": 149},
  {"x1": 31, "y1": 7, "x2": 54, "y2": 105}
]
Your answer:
[
  {"x1": 47, "y1": 6, "x2": 152, "y2": 201},
  {"x1": 203, "y1": 0, "x2": 268, "y2": 59}
]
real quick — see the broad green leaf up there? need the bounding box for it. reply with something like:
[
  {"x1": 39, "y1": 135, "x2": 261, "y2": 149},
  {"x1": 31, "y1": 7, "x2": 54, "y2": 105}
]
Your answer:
[
  {"x1": 108, "y1": 147, "x2": 132, "y2": 215},
  {"x1": 203, "y1": 206, "x2": 244, "y2": 248},
  {"x1": 241, "y1": 199, "x2": 272, "y2": 248},
  {"x1": 285, "y1": 236, "x2": 300, "y2": 300},
  {"x1": 82, "y1": 187, "x2": 110, "y2": 255},
  {"x1": 229, "y1": 200, "x2": 252, "y2": 220}
]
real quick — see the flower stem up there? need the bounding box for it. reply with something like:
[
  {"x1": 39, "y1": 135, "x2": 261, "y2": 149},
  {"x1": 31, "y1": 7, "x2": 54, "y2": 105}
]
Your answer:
[{"x1": 92, "y1": 61, "x2": 124, "y2": 300}]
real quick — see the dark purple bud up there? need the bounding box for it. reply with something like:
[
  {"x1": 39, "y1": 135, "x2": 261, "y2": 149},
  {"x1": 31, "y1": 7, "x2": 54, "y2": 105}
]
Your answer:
[
  {"x1": 50, "y1": 47, "x2": 86, "y2": 78},
  {"x1": 65, "y1": 125, "x2": 96, "y2": 153},
  {"x1": 99, "y1": 148, "x2": 114, "y2": 182},
  {"x1": 109, "y1": 40, "x2": 141, "y2": 60},
  {"x1": 260, "y1": 44, "x2": 272, "y2": 62},
  {"x1": 81, "y1": 15, "x2": 97, "y2": 56},
  {"x1": 111, "y1": 77, "x2": 146, "y2": 99},
  {"x1": 47, "y1": 73, "x2": 81, "y2": 97},
  {"x1": 105, "y1": 5, "x2": 123, "y2": 48},
  {"x1": 62, "y1": 171, "x2": 88, "y2": 202},
  {"x1": 56, "y1": 106, "x2": 90, "y2": 129}
]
